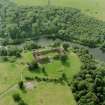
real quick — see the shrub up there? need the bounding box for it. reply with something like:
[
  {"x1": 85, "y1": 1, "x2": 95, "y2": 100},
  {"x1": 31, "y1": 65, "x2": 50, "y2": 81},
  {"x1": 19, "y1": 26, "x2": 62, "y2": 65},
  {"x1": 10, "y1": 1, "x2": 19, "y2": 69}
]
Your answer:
[
  {"x1": 12, "y1": 93, "x2": 21, "y2": 102},
  {"x1": 63, "y1": 43, "x2": 69, "y2": 51},
  {"x1": 18, "y1": 81, "x2": 25, "y2": 90},
  {"x1": 18, "y1": 100, "x2": 28, "y2": 105},
  {"x1": 28, "y1": 62, "x2": 39, "y2": 71}
]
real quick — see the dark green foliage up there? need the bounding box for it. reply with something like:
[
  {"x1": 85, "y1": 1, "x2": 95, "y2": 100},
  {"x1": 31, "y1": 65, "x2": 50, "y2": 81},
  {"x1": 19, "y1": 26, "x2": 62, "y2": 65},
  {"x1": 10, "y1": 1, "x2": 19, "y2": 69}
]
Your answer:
[
  {"x1": 72, "y1": 47, "x2": 105, "y2": 105},
  {"x1": 23, "y1": 41, "x2": 40, "y2": 50},
  {"x1": 0, "y1": 46, "x2": 22, "y2": 57},
  {"x1": 1, "y1": 56, "x2": 9, "y2": 61},
  {"x1": 25, "y1": 76, "x2": 34, "y2": 81},
  {"x1": 60, "y1": 54, "x2": 68, "y2": 63},
  {"x1": 63, "y1": 43, "x2": 69, "y2": 51},
  {"x1": 18, "y1": 100, "x2": 28, "y2": 105},
  {"x1": 18, "y1": 81, "x2": 25, "y2": 90},
  {"x1": 42, "y1": 67, "x2": 48, "y2": 76},
  {"x1": 27, "y1": 61, "x2": 39, "y2": 71},
  {"x1": 100, "y1": 41, "x2": 105, "y2": 52},
  {"x1": 62, "y1": 73, "x2": 68, "y2": 82},
  {"x1": 53, "y1": 40, "x2": 61, "y2": 47},
  {"x1": 12, "y1": 93, "x2": 28, "y2": 105},
  {"x1": 1, "y1": 6, "x2": 105, "y2": 47},
  {"x1": 13, "y1": 93, "x2": 21, "y2": 102}
]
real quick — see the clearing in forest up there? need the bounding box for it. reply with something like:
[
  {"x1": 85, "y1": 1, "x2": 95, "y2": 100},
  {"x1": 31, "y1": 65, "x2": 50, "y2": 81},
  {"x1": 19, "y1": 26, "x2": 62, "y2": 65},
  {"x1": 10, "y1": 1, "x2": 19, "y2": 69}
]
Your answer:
[{"x1": 0, "y1": 50, "x2": 81, "y2": 105}]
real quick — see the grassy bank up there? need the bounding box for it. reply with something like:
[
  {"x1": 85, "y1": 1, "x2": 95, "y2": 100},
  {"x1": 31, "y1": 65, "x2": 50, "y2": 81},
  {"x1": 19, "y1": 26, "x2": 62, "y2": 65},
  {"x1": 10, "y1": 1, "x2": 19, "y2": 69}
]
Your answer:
[
  {"x1": 0, "y1": 50, "x2": 81, "y2": 105},
  {"x1": 15, "y1": 0, "x2": 105, "y2": 20}
]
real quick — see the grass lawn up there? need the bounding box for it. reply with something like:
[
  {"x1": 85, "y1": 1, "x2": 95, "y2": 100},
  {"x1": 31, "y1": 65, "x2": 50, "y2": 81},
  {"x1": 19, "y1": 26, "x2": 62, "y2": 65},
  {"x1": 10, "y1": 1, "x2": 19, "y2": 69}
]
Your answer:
[
  {"x1": 0, "y1": 82, "x2": 76, "y2": 105},
  {"x1": 22, "y1": 51, "x2": 81, "y2": 82},
  {"x1": 0, "y1": 62, "x2": 21, "y2": 93},
  {"x1": 43, "y1": 52, "x2": 81, "y2": 81},
  {"x1": 0, "y1": 52, "x2": 33, "y2": 93},
  {"x1": 0, "y1": 51, "x2": 80, "y2": 105},
  {"x1": 15, "y1": 0, "x2": 105, "y2": 21}
]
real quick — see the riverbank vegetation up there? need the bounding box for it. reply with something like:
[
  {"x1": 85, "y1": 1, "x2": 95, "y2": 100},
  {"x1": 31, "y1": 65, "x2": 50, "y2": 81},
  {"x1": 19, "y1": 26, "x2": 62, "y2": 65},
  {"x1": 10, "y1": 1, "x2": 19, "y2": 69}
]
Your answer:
[
  {"x1": 72, "y1": 47, "x2": 105, "y2": 105},
  {"x1": 1, "y1": 4, "x2": 105, "y2": 49}
]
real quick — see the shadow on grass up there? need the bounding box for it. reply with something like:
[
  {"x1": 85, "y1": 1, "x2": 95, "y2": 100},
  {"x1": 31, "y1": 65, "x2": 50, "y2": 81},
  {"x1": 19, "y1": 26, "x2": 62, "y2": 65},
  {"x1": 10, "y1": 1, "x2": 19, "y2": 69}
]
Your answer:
[
  {"x1": 61, "y1": 61, "x2": 70, "y2": 67},
  {"x1": 29, "y1": 68, "x2": 41, "y2": 74}
]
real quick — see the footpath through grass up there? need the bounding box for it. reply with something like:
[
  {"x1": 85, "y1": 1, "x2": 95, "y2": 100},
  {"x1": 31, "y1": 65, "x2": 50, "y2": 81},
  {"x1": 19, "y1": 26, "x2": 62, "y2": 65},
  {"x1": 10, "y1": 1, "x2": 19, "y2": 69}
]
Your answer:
[
  {"x1": 0, "y1": 51, "x2": 81, "y2": 105},
  {"x1": 0, "y1": 82, "x2": 77, "y2": 105}
]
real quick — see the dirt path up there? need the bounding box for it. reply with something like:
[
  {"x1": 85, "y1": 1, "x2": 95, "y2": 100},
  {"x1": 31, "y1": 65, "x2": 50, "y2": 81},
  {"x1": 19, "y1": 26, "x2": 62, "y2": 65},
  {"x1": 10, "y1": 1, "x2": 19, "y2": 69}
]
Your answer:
[{"x1": 0, "y1": 84, "x2": 18, "y2": 100}]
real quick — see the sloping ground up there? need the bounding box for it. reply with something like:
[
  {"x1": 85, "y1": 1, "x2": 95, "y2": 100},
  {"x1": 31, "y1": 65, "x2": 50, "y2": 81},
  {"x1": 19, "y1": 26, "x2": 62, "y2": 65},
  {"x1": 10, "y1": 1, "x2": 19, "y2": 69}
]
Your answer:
[
  {"x1": 0, "y1": 52, "x2": 33, "y2": 93},
  {"x1": 15, "y1": 0, "x2": 105, "y2": 20},
  {"x1": 0, "y1": 51, "x2": 81, "y2": 105},
  {"x1": 0, "y1": 82, "x2": 76, "y2": 105},
  {"x1": 0, "y1": 63, "x2": 21, "y2": 93},
  {"x1": 43, "y1": 52, "x2": 81, "y2": 81}
]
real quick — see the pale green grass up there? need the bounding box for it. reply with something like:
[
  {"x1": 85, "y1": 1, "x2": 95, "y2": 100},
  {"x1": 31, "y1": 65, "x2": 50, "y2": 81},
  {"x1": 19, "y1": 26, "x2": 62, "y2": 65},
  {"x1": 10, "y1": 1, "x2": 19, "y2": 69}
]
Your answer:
[
  {"x1": 0, "y1": 51, "x2": 80, "y2": 105},
  {"x1": 23, "y1": 51, "x2": 81, "y2": 82},
  {"x1": 0, "y1": 82, "x2": 77, "y2": 105},
  {"x1": 44, "y1": 52, "x2": 81, "y2": 81},
  {"x1": 0, "y1": 52, "x2": 33, "y2": 93},
  {"x1": 15, "y1": 0, "x2": 105, "y2": 20},
  {"x1": 0, "y1": 51, "x2": 81, "y2": 88},
  {"x1": 0, "y1": 62, "x2": 21, "y2": 93}
]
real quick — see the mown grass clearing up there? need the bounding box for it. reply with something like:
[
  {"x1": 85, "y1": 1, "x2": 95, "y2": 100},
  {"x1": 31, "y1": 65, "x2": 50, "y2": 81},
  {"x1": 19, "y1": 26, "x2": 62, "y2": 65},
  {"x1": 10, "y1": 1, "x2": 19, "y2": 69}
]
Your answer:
[
  {"x1": 0, "y1": 52, "x2": 33, "y2": 93},
  {"x1": 0, "y1": 82, "x2": 76, "y2": 105},
  {"x1": 0, "y1": 62, "x2": 21, "y2": 93},
  {"x1": 23, "y1": 51, "x2": 81, "y2": 82},
  {"x1": 43, "y1": 52, "x2": 81, "y2": 81}
]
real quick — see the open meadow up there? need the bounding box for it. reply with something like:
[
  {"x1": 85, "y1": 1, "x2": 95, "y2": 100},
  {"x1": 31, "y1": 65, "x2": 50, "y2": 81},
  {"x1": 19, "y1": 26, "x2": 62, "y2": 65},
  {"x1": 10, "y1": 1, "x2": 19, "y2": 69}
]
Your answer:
[
  {"x1": 0, "y1": 49, "x2": 81, "y2": 105},
  {"x1": 0, "y1": 82, "x2": 76, "y2": 105}
]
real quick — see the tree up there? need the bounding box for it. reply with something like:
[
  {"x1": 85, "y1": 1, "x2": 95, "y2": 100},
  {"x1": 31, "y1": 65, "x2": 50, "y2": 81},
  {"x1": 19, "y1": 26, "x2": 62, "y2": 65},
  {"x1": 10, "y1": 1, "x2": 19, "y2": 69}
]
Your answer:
[
  {"x1": 60, "y1": 54, "x2": 68, "y2": 63},
  {"x1": 13, "y1": 93, "x2": 21, "y2": 102},
  {"x1": 100, "y1": 41, "x2": 105, "y2": 52},
  {"x1": 62, "y1": 73, "x2": 68, "y2": 82},
  {"x1": 0, "y1": 47, "x2": 7, "y2": 56},
  {"x1": 42, "y1": 67, "x2": 48, "y2": 76},
  {"x1": 18, "y1": 81, "x2": 25, "y2": 90},
  {"x1": 18, "y1": 100, "x2": 28, "y2": 105},
  {"x1": 28, "y1": 62, "x2": 39, "y2": 71},
  {"x1": 5, "y1": 23, "x2": 19, "y2": 39},
  {"x1": 63, "y1": 43, "x2": 69, "y2": 51}
]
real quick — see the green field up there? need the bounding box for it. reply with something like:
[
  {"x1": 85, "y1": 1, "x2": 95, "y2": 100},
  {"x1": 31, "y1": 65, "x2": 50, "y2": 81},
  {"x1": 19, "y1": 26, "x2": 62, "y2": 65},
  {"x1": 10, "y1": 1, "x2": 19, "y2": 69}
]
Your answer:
[
  {"x1": 0, "y1": 52, "x2": 34, "y2": 93},
  {"x1": 0, "y1": 82, "x2": 76, "y2": 105},
  {"x1": 0, "y1": 50, "x2": 81, "y2": 105},
  {"x1": 15, "y1": 0, "x2": 105, "y2": 20},
  {"x1": 23, "y1": 52, "x2": 81, "y2": 82}
]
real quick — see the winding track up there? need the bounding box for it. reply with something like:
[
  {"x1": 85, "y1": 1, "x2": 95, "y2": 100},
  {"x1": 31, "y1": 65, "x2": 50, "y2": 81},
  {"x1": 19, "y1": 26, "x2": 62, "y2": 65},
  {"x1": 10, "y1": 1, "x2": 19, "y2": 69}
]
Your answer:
[{"x1": 0, "y1": 84, "x2": 18, "y2": 100}]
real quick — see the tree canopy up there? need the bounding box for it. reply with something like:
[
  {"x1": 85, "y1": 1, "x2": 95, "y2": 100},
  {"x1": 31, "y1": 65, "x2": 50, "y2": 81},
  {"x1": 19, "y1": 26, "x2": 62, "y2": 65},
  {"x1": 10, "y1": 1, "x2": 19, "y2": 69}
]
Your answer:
[{"x1": 0, "y1": 6, "x2": 105, "y2": 47}]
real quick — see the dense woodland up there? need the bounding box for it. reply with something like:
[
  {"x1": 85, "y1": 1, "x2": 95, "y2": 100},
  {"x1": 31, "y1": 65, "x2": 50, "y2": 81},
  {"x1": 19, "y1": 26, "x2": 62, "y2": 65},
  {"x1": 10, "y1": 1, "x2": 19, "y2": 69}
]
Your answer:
[
  {"x1": 72, "y1": 47, "x2": 105, "y2": 105},
  {"x1": 0, "y1": 1, "x2": 105, "y2": 48}
]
